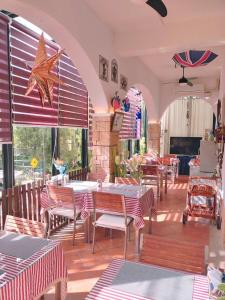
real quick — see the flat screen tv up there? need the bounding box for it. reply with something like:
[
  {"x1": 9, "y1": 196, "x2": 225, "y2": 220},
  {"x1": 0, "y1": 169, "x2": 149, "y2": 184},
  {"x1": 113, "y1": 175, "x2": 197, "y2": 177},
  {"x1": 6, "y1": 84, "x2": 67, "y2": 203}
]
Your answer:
[{"x1": 170, "y1": 137, "x2": 202, "y2": 155}]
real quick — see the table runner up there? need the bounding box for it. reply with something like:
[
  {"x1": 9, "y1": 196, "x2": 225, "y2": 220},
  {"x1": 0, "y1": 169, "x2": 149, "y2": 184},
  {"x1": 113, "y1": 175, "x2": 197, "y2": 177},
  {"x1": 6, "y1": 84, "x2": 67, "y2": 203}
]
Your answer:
[
  {"x1": 0, "y1": 231, "x2": 67, "y2": 300},
  {"x1": 41, "y1": 181, "x2": 156, "y2": 230},
  {"x1": 86, "y1": 259, "x2": 209, "y2": 300}
]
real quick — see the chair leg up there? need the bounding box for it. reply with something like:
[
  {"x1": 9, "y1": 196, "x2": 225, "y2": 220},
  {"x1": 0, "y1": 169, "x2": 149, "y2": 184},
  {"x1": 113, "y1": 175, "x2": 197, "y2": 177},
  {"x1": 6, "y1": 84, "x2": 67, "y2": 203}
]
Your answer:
[
  {"x1": 47, "y1": 214, "x2": 51, "y2": 238},
  {"x1": 128, "y1": 225, "x2": 131, "y2": 241},
  {"x1": 124, "y1": 229, "x2": 128, "y2": 259},
  {"x1": 92, "y1": 225, "x2": 96, "y2": 254},
  {"x1": 72, "y1": 218, "x2": 76, "y2": 246},
  {"x1": 148, "y1": 208, "x2": 152, "y2": 234}
]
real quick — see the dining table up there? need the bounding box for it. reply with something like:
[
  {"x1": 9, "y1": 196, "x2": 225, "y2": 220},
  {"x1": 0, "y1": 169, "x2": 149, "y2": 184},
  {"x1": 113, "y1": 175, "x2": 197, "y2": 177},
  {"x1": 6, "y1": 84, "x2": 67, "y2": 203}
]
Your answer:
[
  {"x1": 0, "y1": 230, "x2": 67, "y2": 300},
  {"x1": 85, "y1": 259, "x2": 209, "y2": 300},
  {"x1": 41, "y1": 180, "x2": 156, "y2": 253}
]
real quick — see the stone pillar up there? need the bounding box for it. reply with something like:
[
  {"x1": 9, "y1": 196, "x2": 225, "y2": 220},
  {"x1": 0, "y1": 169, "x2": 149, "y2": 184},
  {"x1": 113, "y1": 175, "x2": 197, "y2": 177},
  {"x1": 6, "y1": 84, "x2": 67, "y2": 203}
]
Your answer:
[
  {"x1": 148, "y1": 122, "x2": 161, "y2": 154},
  {"x1": 90, "y1": 114, "x2": 119, "y2": 182}
]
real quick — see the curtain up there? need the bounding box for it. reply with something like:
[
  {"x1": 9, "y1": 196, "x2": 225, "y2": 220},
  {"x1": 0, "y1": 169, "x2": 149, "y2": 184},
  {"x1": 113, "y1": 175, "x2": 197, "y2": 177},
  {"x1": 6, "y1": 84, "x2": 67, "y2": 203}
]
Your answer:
[{"x1": 161, "y1": 97, "x2": 213, "y2": 155}]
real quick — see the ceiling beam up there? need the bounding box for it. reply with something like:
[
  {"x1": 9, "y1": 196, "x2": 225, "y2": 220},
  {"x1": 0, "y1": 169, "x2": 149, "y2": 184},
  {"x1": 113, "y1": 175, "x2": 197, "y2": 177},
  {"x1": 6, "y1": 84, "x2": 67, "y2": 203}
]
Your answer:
[{"x1": 115, "y1": 16, "x2": 225, "y2": 57}]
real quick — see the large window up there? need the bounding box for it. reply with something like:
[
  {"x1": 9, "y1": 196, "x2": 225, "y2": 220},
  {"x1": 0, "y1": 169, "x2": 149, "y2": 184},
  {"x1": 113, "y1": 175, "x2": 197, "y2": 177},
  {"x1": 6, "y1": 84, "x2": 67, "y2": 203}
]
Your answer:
[
  {"x1": 59, "y1": 128, "x2": 82, "y2": 171},
  {"x1": 13, "y1": 127, "x2": 51, "y2": 184}
]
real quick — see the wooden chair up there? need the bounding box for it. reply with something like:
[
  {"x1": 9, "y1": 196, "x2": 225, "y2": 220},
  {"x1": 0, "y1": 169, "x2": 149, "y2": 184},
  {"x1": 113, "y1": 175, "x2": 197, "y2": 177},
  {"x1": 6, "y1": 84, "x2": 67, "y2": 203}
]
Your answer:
[
  {"x1": 4, "y1": 215, "x2": 46, "y2": 238},
  {"x1": 115, "y1": 177, "x2": 140, "y2": 185},
  {"x1": 92, "y1": 191, "x2": 133, "y2": 258},
  {"x1": 140, "y1": 165, "x2": 160, "y2": 198},
  {"x1": 47, "y1": 185, "x2": 81, "y2": 245},
  {"x1": 140, "y1": 234, "x2": 206, "y2": 275}
]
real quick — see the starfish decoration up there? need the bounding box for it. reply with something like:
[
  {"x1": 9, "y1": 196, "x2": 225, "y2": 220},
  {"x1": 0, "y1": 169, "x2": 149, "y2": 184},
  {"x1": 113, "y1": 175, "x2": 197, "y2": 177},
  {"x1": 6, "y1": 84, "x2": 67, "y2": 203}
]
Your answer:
[{"x1": 25, "y1": 33, "x2": 63, "y2": 106}]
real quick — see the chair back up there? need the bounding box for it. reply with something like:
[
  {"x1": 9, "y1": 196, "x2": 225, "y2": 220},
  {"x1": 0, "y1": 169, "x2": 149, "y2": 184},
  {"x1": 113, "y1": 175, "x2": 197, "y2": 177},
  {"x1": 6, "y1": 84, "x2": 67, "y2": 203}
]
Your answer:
[
  {"x1": 140, "y1": 165, "x2": 159, "y2": 176},
  {"x1": 4, "y1": 215, "x2": 46, "y2": 238},
  {"x1": 47, "y1": 185, "x2": 74, "y2": 204},
  {"x1": 92, "y1": 191, "x2": 125, "y2": 215},
  {"x1": 115, "y1": 177, "x2": 140, "y2": 185}
]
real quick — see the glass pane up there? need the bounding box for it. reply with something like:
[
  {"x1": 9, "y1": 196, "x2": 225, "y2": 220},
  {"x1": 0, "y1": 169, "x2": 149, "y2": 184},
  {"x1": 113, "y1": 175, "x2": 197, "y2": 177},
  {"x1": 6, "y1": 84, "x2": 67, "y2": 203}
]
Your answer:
[
  {"x1": 13, "y1": 127, "x2": 51, "y2": 184},
  {"x1": 118, "y1": 140, "x2": 129, "y2": 160},
  {"x1": 59, "y1": 128, "x2": 82, "y2": 171},
  {"x1": 0, "y1": 145, "x2": 3, "y2": 190}
]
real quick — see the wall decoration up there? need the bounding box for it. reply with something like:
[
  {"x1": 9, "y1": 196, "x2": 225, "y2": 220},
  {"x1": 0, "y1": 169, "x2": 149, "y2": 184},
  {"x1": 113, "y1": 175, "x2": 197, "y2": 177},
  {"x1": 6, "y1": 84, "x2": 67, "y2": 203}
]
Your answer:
[
  {"x1": 111, "y1": 59, "x2": 118, "y2": 83},
  {"x1": 112, "y1": 111, "x2": 124, "y2": 132},
  {"x1": 120, "y1": 75, "x2": 128, "y2": 91},
  {"x1": 111, "y1": 91, "x2": 121, "y2": 111},
  {"x1": 25, "y1": 33, "x2": 63, "y2": 106},
  {"x1": 122, "y1": 96, "x2": 130, "y2": 112},
  {"x1": 99, "y1": 55, "x2": 108, "y2": 82}
]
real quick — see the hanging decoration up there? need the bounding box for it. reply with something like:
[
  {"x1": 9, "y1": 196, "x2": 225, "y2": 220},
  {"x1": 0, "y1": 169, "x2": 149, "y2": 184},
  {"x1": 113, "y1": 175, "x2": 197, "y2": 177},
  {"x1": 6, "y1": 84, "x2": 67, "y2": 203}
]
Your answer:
[
  {"x1": 111, "y1": 91, "x2": 121, "y2": 111},
  {"x1": 122, "y1": 96, "x2": 130, "y2": 112},
  {"x1": 25, "y1": 33, "x2": 64, "y2": 106},
  {"x1": 173, "y1": 50, "x2": 218, "y2": 68}
]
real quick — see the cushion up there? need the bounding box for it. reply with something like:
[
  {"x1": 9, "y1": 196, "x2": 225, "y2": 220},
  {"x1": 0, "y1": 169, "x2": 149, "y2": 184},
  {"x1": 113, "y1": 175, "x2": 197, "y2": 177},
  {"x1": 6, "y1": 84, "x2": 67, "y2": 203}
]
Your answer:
[
  {"x1": 50, "y1": 206, "x2": 81, "y2": 219},
  {"x1": 95, "y1": 214, "x2": 133, "y2": 229}
]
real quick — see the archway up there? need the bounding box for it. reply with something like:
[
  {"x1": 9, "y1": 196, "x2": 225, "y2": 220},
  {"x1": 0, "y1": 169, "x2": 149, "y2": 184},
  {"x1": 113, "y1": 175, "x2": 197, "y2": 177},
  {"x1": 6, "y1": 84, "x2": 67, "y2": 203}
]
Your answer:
[{"x1": 0, "y1": 0, "x2": 108, "y2": 112}]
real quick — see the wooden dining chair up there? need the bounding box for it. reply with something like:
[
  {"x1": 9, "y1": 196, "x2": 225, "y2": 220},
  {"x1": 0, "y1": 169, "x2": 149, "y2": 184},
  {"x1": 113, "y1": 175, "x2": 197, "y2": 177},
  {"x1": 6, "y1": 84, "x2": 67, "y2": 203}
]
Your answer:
[
  {"x1": 92, "y1": 191, "x2": 133, "y2": 258},
  {"x1": 4, "y1": 215, "x2": 46, "y2": 238},
  {"x1": 140, "y1": 165, "x2": 160, "y2": 198},
  {"x1": 140, "y1": 234, "x2": 206, "y2": 275},
  {"x1": 47, "y1": 185, "x2": 81, "y2": 245},
  {"x1": 115, "y1": 177, "x2": 140, "y2": 185}
]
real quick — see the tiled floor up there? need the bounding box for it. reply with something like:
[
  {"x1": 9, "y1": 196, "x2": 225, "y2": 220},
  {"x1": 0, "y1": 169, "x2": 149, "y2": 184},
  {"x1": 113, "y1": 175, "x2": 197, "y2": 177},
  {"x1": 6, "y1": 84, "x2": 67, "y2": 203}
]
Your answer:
[{"x1": 45, "y1": 176, "x2": 225, "y2": 299}]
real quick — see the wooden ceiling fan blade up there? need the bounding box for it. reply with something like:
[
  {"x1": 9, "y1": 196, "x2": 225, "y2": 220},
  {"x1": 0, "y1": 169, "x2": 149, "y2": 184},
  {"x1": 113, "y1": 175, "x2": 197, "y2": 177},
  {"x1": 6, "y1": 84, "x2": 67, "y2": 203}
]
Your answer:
[{"x1": 146, "y1": 0, "x2": 167, "y2": 17}]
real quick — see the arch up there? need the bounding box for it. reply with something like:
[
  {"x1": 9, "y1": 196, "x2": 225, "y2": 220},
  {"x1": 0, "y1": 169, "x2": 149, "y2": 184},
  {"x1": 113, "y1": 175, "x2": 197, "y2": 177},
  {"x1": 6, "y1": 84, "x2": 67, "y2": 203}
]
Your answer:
[{"x1": 1, "y1": 0, "x2": 108, "y2": 112}]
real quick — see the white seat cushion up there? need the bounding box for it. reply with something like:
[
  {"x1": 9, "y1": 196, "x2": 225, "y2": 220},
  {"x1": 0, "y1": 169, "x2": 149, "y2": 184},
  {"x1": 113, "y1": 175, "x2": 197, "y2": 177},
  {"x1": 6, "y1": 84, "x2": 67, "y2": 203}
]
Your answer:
[
  {"x1": 50, "y1": 206, "x2": 81, "y2": 219},
  {"x1": 95, "y1": 214, "x2": 133, "y2": 230}
]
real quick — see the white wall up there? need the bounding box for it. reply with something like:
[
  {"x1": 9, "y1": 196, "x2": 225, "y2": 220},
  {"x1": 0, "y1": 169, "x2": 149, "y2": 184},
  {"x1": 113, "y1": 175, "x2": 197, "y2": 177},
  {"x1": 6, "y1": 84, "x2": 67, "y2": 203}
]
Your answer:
[{"x1": 0, "y1": 0, "x2": 160, "y2": 121}]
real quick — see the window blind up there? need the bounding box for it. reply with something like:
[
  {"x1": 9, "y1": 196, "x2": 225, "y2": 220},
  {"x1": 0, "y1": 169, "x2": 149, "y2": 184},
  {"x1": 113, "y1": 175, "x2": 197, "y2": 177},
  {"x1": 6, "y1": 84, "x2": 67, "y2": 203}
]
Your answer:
[
  {"x1": 0, "y1": 15, "x2": 11, "y2": 143},
  {"x1": 58, "y1": 54, "x2": 88, "y2": 128},
  {"x1": 119, "y1": 89, "x2": 142, "y2": 140},
  {"x1": 10, "y1": 20, "x2": 59, "y2": 126}
]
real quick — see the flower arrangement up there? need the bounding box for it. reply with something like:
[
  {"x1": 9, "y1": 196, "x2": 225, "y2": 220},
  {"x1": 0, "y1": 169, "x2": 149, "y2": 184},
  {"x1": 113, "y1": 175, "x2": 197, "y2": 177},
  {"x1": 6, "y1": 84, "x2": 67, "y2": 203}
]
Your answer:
[
  {"x1": 115, "y1": 154, "x2": 146, "y2": 180},
  {"x1": 53, "y1": 158, "x2": 67, "y2": 175}
]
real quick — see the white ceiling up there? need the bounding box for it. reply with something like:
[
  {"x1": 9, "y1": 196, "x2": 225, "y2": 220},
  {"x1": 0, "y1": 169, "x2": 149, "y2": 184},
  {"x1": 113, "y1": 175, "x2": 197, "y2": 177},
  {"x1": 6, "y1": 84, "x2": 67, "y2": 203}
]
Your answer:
[{"x1": 85, "y1": 0, "x2": 225, "y2": 82}]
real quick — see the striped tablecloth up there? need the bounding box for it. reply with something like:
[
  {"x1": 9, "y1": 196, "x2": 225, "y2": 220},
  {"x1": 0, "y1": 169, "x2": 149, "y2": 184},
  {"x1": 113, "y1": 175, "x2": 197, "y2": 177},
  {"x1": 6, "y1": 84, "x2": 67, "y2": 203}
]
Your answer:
[
  {"x1": 41, "y1": 181, "x2": 156, "y2": 230},
  {"x1": 86, "y1": 259, "x2": 209, "y2": 300},
  {"x1": 0, "y1": 231, "x2": 67, "y2": 300}
]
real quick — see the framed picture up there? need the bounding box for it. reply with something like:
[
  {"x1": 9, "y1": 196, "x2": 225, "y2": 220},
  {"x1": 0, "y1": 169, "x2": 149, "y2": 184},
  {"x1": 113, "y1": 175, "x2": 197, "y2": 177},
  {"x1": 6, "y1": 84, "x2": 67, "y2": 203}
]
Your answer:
[
  {"x1": 99, "y1": 55, "x2": 108, "y2": 82},
  {"x1": 120, "y1": 75, "x2": 128, "y2": 91},
  {"x1": 112, "y1": 111, "x2": 124, "y2": 132},
  {"x1": 111, "y1": 59, "x2": 118, "y2": 83}
]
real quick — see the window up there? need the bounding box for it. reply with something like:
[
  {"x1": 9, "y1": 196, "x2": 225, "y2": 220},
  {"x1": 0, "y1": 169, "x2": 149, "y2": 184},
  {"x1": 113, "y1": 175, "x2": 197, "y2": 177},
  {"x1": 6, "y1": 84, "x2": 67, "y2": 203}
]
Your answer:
[
  {"x1": 0, "y1": 145, "x2": 3, "y2": 189},
  {"x1": 59, "y1": 128, "x2": 82, "y2": 171},
  {"x1": 13, "y1": 127, "x2": 51, "y2": 184}
]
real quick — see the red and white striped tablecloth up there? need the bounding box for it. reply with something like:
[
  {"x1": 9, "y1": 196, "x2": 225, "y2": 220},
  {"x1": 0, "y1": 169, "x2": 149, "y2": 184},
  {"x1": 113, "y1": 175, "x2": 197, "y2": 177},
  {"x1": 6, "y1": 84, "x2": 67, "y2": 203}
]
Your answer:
[
  {"x1": 86, "y1": 259, "x2": 209, "y2": 300},
  {"x1": 0, "y1": 232, "x2": 67, "y2": 300},
  {"x1": 41, "y1": 181, "x2": 156, "y2": 230}
]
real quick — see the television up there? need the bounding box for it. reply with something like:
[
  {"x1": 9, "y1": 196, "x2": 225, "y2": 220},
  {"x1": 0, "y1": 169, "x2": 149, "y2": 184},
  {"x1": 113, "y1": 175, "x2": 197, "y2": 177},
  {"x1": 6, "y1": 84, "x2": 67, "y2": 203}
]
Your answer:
[{"x1": 170, "y1": 137, "x2": 202, "y2": 155}]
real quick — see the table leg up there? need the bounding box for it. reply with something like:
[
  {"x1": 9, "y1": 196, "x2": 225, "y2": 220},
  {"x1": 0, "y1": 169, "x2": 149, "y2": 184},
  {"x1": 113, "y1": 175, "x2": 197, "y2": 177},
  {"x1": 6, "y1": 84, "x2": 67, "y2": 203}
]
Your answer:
[
  {"x1": 135, "y1": 228, "x2": 141, "y2": 254},
  {"x1": 148, "y1": 208, "x2": 152, "y2": 234},
  {"x1": 84, "y1": 216, "x2": 92, "y2": 243},
  {"x1": 55, "y1": 281, "x2": 61, "y2": 300},
  {"x1": 164, "y1": 172, "x2": 167, "y2": 194}
]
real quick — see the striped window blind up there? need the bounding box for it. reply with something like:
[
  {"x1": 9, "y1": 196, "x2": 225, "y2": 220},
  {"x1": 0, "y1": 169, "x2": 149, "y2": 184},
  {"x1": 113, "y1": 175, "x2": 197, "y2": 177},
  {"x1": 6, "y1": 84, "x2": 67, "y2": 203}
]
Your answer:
[
  {"x1": 9, "y1": 19, "x2": 88, "y2": 128},
  {"x1": 119, "y1": 88, "x2": 142, "y2": 140},
  {"x1": 0, "y1": 15, "x2": 11, "y2": 143},
  {"x1": 10, "y1": 20, "x2": 59, "y2": 126},
  {"x1": 58, "y1": 54, "x2": 88, "y2": 128}
]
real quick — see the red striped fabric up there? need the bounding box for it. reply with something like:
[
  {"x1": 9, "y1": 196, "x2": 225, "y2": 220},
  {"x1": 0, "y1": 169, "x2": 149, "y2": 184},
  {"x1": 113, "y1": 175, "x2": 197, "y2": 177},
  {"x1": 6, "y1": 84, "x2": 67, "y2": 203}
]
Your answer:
[
  {"x1": 0, "y1": 236, "x2": 67, "y2": 299},
  {"x1": 119, "y1": 88, "x2": 142, "y2": 140},
  {"x1": 58, "y1": 54, "x2": 88, "y2": 128},
  {"x1": 0, "y1": 15, "x2": 11, "y2": 143},
  {"x1": 86, "y1": 259, "x2": 209, "y2": 300}
]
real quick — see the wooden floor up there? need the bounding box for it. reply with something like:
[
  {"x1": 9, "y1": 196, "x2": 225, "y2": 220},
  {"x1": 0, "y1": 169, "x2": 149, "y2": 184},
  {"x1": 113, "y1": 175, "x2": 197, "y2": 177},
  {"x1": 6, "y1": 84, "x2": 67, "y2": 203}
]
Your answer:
[{"x1": 45, "y1": 176, "x2": 224, "y2": 299}]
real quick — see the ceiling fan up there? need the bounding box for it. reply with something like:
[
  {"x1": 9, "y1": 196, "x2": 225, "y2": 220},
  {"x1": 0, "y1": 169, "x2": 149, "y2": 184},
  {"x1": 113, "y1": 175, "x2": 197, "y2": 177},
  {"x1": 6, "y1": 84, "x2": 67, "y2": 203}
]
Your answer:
[
  {"x1": 179, "y1": 67, "x2": 193, "y2": 87},
  {"x1": 145, "y1": 0, "x2": 167, "y2": 17}
]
